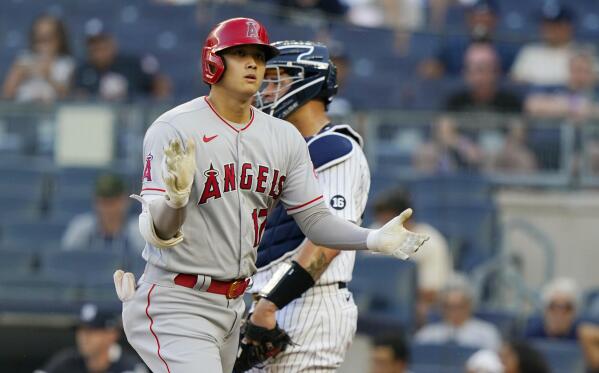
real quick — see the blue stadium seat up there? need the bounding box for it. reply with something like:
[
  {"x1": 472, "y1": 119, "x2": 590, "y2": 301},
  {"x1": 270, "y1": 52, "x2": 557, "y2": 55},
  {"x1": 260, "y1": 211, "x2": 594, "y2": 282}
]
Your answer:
[
  {"x1": 350, "y1": 255, "x2": 417, "y2": 328},
  {"x1": 40, "y1": 250, "x2": 123, "y2": 284},
  {"x1": 475, "y1": 309, "x2": 520, "y2": 339},
  {"x1": 410, "y1": 343, "x2": 478, "y2": 369},
  {"x1": 0, "y1": 273, "x2": 79, "y2": 304},
  {"x1": 1, "y1": 220, "x2": 67, "y2": 248},
  {"x1": 0, "y1": 248, "x2": 35, "y2": 276},
  {"x1": 529, "y1": 339, "x2": 585, "y2": 373},
  {"x1": 408, "y1": 173, "x2": 491, "y2": 206}
]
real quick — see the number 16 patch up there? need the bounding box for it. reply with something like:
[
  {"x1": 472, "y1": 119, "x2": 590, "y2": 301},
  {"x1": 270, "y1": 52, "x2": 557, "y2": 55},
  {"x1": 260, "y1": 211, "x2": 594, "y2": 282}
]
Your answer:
[{"x1": 330, "y1": 195, "x2": 346, "y2": 210}]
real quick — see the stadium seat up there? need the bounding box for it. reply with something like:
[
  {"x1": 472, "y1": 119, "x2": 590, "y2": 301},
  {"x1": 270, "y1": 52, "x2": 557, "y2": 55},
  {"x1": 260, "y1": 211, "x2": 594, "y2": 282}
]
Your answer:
[
  {"x1": 474, "y1": 309, "x2": 520, "y2": 339},
  {"x1": 39, "y1": 250, "x2": 123, "y2": 284},
  {"x1": 1, "y1": 220, "x2": 67, "y2": 248},
  {"x1": 350, "y1": 255, "x2": 417, "y2": 328},
  {"x1": 0, "y1": 248, "x2": 35, "y2": 276},
  {"x1": 529, "y1": 339, "x2": 585, "y2": 373},
  {"x1": 410, "y1": 343, "x2": 478, "y2": 369}
]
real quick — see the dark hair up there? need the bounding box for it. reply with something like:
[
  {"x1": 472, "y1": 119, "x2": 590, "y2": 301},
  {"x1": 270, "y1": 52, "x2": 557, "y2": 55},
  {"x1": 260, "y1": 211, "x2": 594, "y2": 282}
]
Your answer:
[
  {"x1": 508, "y1": 340, "x2": 550, "y2": 373},
  {"x1": 29, "y1": 14, "x2": 71, "y2": 56},
  {"x1": 372, "y1": 334, "x2": 410, "y2": 363},
  {"x1": 373, "y1": 188, "x2": 411, "y2": 216}
]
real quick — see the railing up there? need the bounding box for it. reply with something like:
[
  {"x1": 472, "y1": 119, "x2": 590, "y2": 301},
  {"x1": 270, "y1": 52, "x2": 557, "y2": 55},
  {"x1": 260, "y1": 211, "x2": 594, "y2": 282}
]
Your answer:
[{"x1": 1, "y1": 101, "x2": 597, "y2": 186}]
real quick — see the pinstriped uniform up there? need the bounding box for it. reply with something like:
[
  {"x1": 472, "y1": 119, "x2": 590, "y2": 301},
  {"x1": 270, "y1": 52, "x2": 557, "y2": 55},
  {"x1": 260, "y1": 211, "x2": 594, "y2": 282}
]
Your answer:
[{"x1": 249, "y1": 124, "x2": 370, "y2": 372}]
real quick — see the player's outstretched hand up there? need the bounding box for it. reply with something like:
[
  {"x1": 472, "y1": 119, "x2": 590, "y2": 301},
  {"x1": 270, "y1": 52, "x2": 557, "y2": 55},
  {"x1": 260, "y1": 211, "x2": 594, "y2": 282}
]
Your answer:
[
  {"x1": 113, "y1": 270, "x2": 136, "y2": 302},
  {"x1": 366, "y1": 208, "x2": 430, "y2": 260},
  {"x1": 162, "y1": 138, "x2": 196, "y2": 208}
]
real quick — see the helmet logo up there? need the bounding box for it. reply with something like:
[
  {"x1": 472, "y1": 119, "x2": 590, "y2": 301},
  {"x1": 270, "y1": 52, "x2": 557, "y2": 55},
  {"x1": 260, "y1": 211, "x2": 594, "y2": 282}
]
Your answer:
[{"x1": 246, "y1": 21, "x2": 258, "y2": 38}]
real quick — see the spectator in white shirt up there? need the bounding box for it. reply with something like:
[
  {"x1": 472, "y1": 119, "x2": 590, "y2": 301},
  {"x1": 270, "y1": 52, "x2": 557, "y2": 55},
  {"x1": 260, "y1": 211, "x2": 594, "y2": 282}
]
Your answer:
[{"x1": 415, "y1": 273, "x2": 502, "y2": 351}]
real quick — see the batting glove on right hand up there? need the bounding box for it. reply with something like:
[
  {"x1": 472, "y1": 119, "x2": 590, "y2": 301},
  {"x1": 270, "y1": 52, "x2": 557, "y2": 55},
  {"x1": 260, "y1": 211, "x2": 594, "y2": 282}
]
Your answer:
[
  {"x1": 366, "y1": 208, "x2": 430, "y2": 260},
  {"x1": 113, "y1": 270, "x2": 136, "y2": 302},
  {"x1": 162, "y1": 138, "x2": 196, "y2": 209}
]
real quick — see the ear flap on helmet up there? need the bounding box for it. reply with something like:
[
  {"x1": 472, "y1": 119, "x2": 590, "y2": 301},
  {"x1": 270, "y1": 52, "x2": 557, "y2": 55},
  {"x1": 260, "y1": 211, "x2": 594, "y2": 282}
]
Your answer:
[{"x1": 202, "y1": 47, "x2": 226, "y2": 85}]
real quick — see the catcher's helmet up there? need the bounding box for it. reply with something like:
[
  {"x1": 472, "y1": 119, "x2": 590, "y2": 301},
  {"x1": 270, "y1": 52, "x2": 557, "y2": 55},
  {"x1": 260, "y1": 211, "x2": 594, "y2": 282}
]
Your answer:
[
  {"x1": 202, "y1": 17, "x2": 279, "y2": 85},
  {"x1": 255, "y1": 41, "x2": 338, "y2": 119}
]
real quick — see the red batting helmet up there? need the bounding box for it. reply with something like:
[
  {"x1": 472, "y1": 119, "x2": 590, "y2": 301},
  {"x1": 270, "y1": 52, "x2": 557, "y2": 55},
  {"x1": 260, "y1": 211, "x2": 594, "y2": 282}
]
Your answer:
[{"x1": 202, "y1": 18, "x2": 279, "y2": 85}]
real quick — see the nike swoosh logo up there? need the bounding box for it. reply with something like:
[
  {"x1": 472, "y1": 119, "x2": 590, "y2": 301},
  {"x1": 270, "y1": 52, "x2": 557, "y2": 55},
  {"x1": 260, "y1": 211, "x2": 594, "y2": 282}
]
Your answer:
[{"x1": 203, "y1": 134, "x2": 218, "y2": 143}]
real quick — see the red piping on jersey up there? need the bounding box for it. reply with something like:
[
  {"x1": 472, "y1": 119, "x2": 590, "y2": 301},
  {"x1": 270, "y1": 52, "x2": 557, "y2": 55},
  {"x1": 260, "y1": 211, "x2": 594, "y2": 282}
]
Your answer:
[
  {"x1": 141, "y1": 188, "x2": 166, "y2": 193},
  {"x1": 204, "y1": 96, "x2": 254, "y2": 133},
  {"x1": 146, "y1": 284, "x2": 172, "y2": 373},
  {"x1": 287, "y1": 195, "x2": 324, "y2": 212}
]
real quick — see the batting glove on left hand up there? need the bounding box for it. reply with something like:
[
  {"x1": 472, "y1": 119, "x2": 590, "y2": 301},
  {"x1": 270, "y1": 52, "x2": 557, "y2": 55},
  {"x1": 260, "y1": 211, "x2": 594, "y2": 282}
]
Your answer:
[{"x1": 366, "y1": 208, "x2": 430, "y2": 260}]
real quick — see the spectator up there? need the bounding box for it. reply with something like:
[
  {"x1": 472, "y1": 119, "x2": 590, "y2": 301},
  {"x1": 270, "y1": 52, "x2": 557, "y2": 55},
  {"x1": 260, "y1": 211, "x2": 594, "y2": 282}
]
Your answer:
[
  {"x1": 72, "y1": 20, "x2": 170, "y2": 101},
  {"x1": 525, "y1": 277, "x2": 582, "y2": 340},
  {"x1": 370, "y1": 334, "x2": 410, "y2": 373},
  {"x1": 487, "y1": 121, "x2": 538, "y2": 173},
  {"x1": 61, "y1": 173, "x2": 144, "y2": 266},
  {"x1": 419, "y1": 0, "x2": 519, "y2": 79},
  {"x1": 499, "y1": 340, "x2": 549, "y2": 373},
  {"x1": 525, "y1": 49, "x2": 599, "y2": 120},
  {"x1": 413, "y1": 116, "x2": 483, "y2": 173},
  {"x1": 35, "y1": 303, "x2": 147, "y2": 373},
  {"x1": 465, "y1": 349, "x2": 504, "y2": 373},
  {"x1": 511, "y1": 2, "x2": 578, "y2": 86},
  {"x1": 346, "y1": 0, "x2": 425, "y2": 30},
  {"x1": 2, "y1": 15, "x2": 74, "y2": 102},
  {"x1": 372, "y1": 188, "x2": 452, "y2": 327},
  {"x1": 445, "y1": 42, "x2": 522, "y2": 113},
  {"x1": 415, "y1": 274, "x2": 502, "y2": 351}
]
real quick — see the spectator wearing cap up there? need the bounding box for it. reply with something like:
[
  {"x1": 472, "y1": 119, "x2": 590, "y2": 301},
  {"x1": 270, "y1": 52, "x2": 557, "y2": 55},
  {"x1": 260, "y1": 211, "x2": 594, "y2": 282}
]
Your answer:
[
  {"x1": 415, "y1": 274, "x2": 501, "y2": 351},
  {"x1": 2, "y1": 14, "x2": 74, "y2": 102},
  {"x1": 370, "y1": 334, "x2": 411, "y2": 373},
  {"x1": 36, "y1": 303, "x2": 147, "y2": 373},
  {"x1": 61, "y1": 173, "x2": 144, "y2": 264},
  {"x1": 72, "y1": 19, "x2": 170, "y2": 101},
  {"x1": 419, "y1": 0, "x2": 520, "y2": 80},
  {"x1": 511, "y1": 2, "x2": 581, "y2": 86}
]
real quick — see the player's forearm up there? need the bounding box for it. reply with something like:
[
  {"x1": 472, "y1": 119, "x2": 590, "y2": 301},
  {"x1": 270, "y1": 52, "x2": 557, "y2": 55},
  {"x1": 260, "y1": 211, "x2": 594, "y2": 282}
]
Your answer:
[
  {"x1": 149, "y1": 197, "x2": 187, "y2": 239},
  {"x1": 295, "y1": 240, "x2": 340, "y2": 281},
  {"x1": 293, "y1": 202, "x2": 370, "y2": 250}
]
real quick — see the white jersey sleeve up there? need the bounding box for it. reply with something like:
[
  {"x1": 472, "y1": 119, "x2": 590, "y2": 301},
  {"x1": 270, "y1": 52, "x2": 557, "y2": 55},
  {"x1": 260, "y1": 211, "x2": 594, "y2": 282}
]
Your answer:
[
  {"x1": 140, "y1": 121, "x2": 184, "y2": 196},
  {"x1": 279, "y1": 130, "x2": 323, "y2": 214}
]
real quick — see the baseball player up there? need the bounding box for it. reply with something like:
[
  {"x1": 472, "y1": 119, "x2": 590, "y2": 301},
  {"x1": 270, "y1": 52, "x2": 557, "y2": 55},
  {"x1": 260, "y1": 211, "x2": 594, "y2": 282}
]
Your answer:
[
  {"x1": 112, "y1": 18, "x2": 428, "y2": 373},
  {"x1": 241, "y1": 40, "x2": 369, "y2": 372}
]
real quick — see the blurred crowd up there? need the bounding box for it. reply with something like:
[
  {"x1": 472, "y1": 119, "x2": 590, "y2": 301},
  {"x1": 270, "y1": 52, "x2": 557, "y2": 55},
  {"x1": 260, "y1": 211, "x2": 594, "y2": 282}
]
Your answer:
[
  {"x1": 1, "y1": 14, "x2": 170, "y2": 103},
  {"x1": 1, "y1": 0, "x2": 599, "y2": 372}
]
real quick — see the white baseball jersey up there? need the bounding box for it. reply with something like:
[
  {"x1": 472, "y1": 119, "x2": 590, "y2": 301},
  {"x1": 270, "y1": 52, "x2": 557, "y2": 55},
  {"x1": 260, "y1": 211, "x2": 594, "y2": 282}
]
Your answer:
[
  {"x1": 139, "y1": 96, "x2": 324, "y2": 280},
  {"x1": 248, "y1": 124, "x2": 369, "y2": 373},
  {"x1": 251, "y1": 124, "x2": 370, "y2": 290}
]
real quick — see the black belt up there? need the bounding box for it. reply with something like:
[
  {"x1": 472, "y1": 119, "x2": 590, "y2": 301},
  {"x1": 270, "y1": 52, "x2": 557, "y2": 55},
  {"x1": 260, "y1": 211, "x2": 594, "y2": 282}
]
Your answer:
[{"x1": 337, "y1": 282, "x2": 347, "y2": 289}]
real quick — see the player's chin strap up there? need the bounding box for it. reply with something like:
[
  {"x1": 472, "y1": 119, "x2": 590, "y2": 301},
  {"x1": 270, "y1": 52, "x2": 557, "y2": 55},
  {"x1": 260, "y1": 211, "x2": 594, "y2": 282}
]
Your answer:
[
  {"x1": 258, "y1": 261, "x2": 315, "y2": 310},
  {"x1": 131, "y1": 194, "x2": 184, "y2": 249}
]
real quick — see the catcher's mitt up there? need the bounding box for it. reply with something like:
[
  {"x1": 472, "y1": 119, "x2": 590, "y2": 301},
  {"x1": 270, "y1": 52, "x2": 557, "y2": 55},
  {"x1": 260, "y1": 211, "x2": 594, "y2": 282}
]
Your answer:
[{"x1": 233, "y1": 318, "x2": 292, "y2": 372}]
